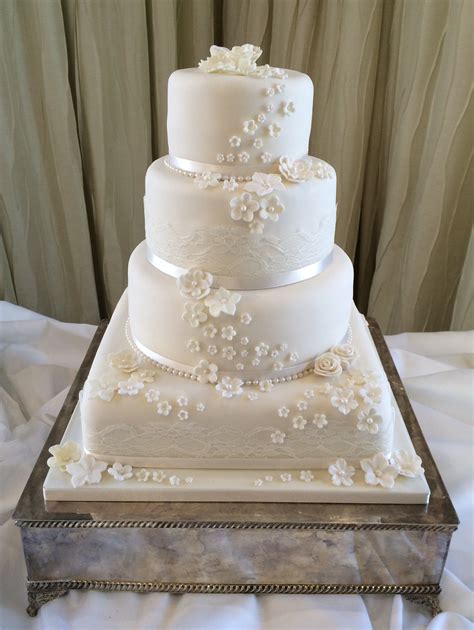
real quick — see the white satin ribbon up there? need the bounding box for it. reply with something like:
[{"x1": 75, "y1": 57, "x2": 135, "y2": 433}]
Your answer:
[
  {"x1": 147, "y1": 247, "x2": 333, "y2": 291},
  {"x1": 166, "y1": 155, "x2": 275, "y2": 178}
]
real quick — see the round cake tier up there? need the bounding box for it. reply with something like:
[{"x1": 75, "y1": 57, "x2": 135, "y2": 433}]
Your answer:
[
  {"x1": 167, "y1": 68, "x2": 313, "y2": 170},
  {"x1": 145, "y1": 156, "x2": 336, "y2": 278},
  {"x1": 128, "y1": 241, "x2": 353, "y2": 381}
]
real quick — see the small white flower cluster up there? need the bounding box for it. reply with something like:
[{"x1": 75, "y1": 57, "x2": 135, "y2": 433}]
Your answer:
[
  {"x1": 253, "y1": 470, "x2": 315, "y2": 487},
  {"x1": 229, "y1": 173, "x2": 286, "y2": 234}
]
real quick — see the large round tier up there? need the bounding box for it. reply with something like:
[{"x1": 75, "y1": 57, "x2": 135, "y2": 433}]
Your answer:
[
  {"x1": 145, "y1": 156, "x2": 336, "y2": 277},
  {"x1": 128, "y1": 241, "x2": 353, "y2": 381},
  {"x1": 167, "y1": 68, "x2": 313, "y2": 170}
]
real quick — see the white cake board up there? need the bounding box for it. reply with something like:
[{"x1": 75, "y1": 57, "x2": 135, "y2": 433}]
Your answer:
[{"x1": 43, "y1": 394, "x2": 430, "y2": 504}]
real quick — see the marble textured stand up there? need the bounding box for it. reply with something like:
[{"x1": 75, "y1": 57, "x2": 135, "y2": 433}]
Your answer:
[{"x1": 13, "y1": 320, "x2": 459, "y2": 617}]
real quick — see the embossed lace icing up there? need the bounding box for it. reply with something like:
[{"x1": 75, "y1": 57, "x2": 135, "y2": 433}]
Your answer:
[
  {"x1": 145, "y1": 215, "x2": 335, "y2": 276},
  {"x1": 84, "y1": 416, "x2": 392, "y2": 461}
]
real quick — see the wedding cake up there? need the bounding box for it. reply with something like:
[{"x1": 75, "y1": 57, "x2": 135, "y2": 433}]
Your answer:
[{"x1": 46, "y1": 45, "x2": 426, "y2": 499}]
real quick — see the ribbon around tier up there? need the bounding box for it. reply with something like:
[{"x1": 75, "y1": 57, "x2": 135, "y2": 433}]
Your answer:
[
  {"x1": 167, "y1": 155, "x2": 276, "y2": 178},
  {"x1": 146, "y1": 247, "x2": 334, "y2": 291}
]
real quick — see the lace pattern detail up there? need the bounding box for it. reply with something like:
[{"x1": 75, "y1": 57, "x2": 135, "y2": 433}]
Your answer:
[
  {"x1": 84, "y1": 415, "x2": 393, "y2": 461},
  {"x1": 145, "y1": 215, "x2": 335, "y2": 276}
]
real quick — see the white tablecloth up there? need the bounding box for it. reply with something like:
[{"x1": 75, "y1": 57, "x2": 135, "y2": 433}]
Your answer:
[{"x1": 0, "y1": 301, "x2": 472, "y2": 630}]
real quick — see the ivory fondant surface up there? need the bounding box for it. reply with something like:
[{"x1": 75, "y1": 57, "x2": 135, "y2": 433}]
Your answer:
[
  {"x1": 81, "y1": 292, "x2": 394, "y2": 469},
  {"x1": 167, "y1": 68, "x2": 313, "y2": 168},
  {"x1": 128, "y1": 241, "x2": 353, "y2": 378},
  {"x1": 145, "y1": 157, "x2": 336, "y2": 276}
]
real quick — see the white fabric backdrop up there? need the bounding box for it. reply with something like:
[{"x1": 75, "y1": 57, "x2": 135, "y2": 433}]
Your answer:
[{"x1": 0, "y1": 301, "x2": 473, "y2": 630}]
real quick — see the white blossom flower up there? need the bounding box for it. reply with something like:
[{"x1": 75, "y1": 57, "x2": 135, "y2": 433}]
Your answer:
[
  {"x1": 185, "y1": 476, "x2": 194, "y2": 484},
  {"x1": 259, "y1": 195, "x2": 285, "y2": 221},
  {"x1": 330, "y1": 344, "x2": 360, "y2": 369},
  {"x1": 360, "y1": 387, "x2": 383, "y2": 406},
  {"x1": 187, "y1": 338, "x2": 200, "y2": 353},
  {"x1": 221, "y1": 325, "x2": 237, "y2": 340},
  {"x1": 157, "y1": 401, "x2": 172, "y2": 416},
  {"x1": 328, "y1": 459, "x2": 356, "y2": 487},
  {"x1": 47, "y1": 442, "x2": 81, "y2": 471},
  {"x1": 257, "y1": 113, "x2": 267, "y2": 123},
  {"x1": 265, "y1": 475, "x2": 273, "y2": 482},
  {"x1": 314, "y1": 352, "x2": 343, "y2": 377},
  {"x1": 226, "y1": 153, "x2": 235, "y2": 163},
  {"x1": 194, "y1": 171, "x2": 221, "y2": 189},
  {"x1": 313, "y1": 159, "x2": 335, "y2": 179},
  {"x1": 268, "y1": 123, "x2": 281, "y2": 137},
  {"x1": 271, "y1": 430, "x2": 286, "y2": 444},
  {"x1": 357, "y1": 408, "x2": 382, "y2": 434},
  {"x1": 216, "y1": 376, "x2": 243, "y2": 398},
  {"x1": 178, "y1": 409, "x2": 189, "y2": 421},
  {"x1": 207, "y1": 345, "x2": 218, "y2": 356},
  {"x1": 289, "y1": 352, "x2": 299, "y2": 362},
  {"x1": 253, "y1": 139, "x2": 263, "y2": 150},
  {"x1": 196, "y1": 402, "x2": 206, "y2": 412},
  {"x1": 222, "y1": 346, "x2": 237, "y2": 360},
  {"x1": 85, "y1": 372, "x2": 119, "y2": 402},
  {"x1": 107, "y1": 462, "x2": 133, "y2": 481},
  {"x1": 266, "y1": 103, "x2": 274, "y2": 112},
  {"x1": 292, "y1": 415, "x2": 307, "y2": 430},
  {"x1": 391, "y1": 449, "x2": 424, "y2": 478},
  {"x1": 300, "y1": 470, "x2": 314, "y2": 483},
  {"x1": 260, "y1": 152, "x2": 272, "y2": 163},
  {"x1": 238, "y1": 151, "x2": 250, "y2": 163},
  {"x1": 312, "y1": 413, "x2": 328, "y2": 428},
  {"x1": 259, "y1": 379, "x2": 274, "y2": 393},
  {"x1": 117, "y1": 378, "x2": 145, "y2": 396},
  {"x1": 223, "y1": 176, "x2": 238, "y2": 191},
  {"x1": 238, "y1": 337, "x2": 248, "y2": 347},
  {"x1": 152, "y1": 470, "x2": 166, "y2": 483},
  {"x1": 240, "y1": 349, "x2": 249, "y2": 357},
  {"x1": 203, "y1": 323, "x2": 218, "y2": 338},
  {"x1": 254, "y1": 478, "x2": 264, "y2": 487},
  {"x1": 177, "y1": 268, "x2": 213, "y2": 300},
  {"x1": 270, "y1": 349, "x2": 279, "y2": 358},
  {"x1": 236, "y1": 363, "x2": 244, "y2": 370},
  {"x1": 182, "y1": 301, "x2": 208, "y2": 328},
  {"x1": 280, "y1": 472, "x2": 292, "y2": 483},
  {"x1": 316, "y1": 382, "x2": 333, "y2": 395},
  {"x1": 136, "y1": 469, "x2": 150, "y2": 482},
  {"x1": 275, "y1": 83, "x2": 285, "y2": 93},
  {"x1": 273, "y1": 361, "x2": 284, "y2": 371},
  {"x1": 133, "y1": 369, "x2": 156, "y2": 383},
  {"x1": 241, "y1": 312, "x2": 252, "y2": 325},
  {"x1": 249, "y1": 219, "x2": 264, "y2": 234},
  {"x1": 277, "y1": 343, "x2": 288, "y2": 352},
  {"x1": 245, "y1": 173, "x2": 285, "y2": 196},
  {"x1": 229, "y1": 135, "x2": 241, "y2": 147},
  {"x1": 255, "y1": 342, "x2": 270, "y2": 357},
  {"x1": 281, "y1": 101, "x2": 296, "y2": 116},
  {"x1": 297, "y1": 400, "x2": 308, "y2": 411},
  {"x1": 278, "y1": 156, "x2": 313, "y2": 183},
  {"x1": 230, "y1": 192, "x2": 259, "y2": 222},
  {"x1": 265, "y1": 87, "x2": 275, "y2": 97},
  {"x1": 193, "y1": 359, "x2": 219, "y2": 384},
  {"x1": 216, "y1": 153, "x2": 225, "y2": 163},
  {"x1": 66, "y1": 454, "x2": 107, "y2": 488},
  {"x1": 176, "y1": 394, "x2": 189, "y2": 407},
  {"x1": 304, "y1": 389, "x2": 315, "y2": 399},
  {"x1": 251, "y1": 357, "x2": 260, "y2": 366},
  {"x1": 243, "y1": 119, "x2": 258, "y2": 135},
  {"x1": 199, "y1": 44, "x2": 263, "y2": 75},
  {"x1": 330, "y1": 388, "x2": 359, "y2": 415},
  {"x1": 247, "y1": 391, "x2": 259, "y2": 401},
  {"x1": 360, "y1": 453, "x2": 400, "y2": 489},
  {"x1": 145, "y1": 389, "x2": 160, "y2": 403},
  {"x1": 278, "y1": 406, "x2": 290, "y2": 418},
  {"x1": 205, "y1": 287, "x2": 241, "y2": 317},
  {"x1": 107, "y1": 350, "x2": 139, "y2": 373}
]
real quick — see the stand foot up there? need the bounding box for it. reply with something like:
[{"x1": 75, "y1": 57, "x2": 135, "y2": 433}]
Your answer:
[
  {"x1": 403, "y1": 592, "x2": 442, "y2": 617},
  {"x1": 26, "y1": 586, "x2": 69, "y2": 617}
]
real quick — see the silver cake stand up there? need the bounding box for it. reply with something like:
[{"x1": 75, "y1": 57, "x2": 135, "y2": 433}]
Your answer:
[{"x1": 12, "y1": 319, "x2": 459, "y2": 617}]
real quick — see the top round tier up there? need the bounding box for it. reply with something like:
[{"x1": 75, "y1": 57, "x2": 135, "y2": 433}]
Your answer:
[{"x1": 167, "y1": 68, "x2": 313, "y2": 171}]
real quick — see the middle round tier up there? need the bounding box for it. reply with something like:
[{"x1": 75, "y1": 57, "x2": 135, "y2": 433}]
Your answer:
[
  {"x1": 145, "y1": 156, "x2": 336, "y2": 278},
  {"x1": 128, "y1": 241, "x2": 353, "y2": 380}
]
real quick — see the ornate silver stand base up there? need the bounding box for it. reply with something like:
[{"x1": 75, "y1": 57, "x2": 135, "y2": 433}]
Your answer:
[{"x1": 14, "y1": 320, "x2": 458, "y2": 618}]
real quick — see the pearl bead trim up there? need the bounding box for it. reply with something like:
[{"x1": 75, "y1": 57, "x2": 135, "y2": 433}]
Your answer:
[
  {"x1": 164, "y1": 159, "x2": 254, "y2": 182},
  {"x1": 125, "y1": 319, "x2": 353, "y2": 387}
]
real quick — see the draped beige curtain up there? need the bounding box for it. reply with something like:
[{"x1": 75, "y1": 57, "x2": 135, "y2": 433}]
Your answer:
[{"x1": 1, "y1": 0, "x2": 472, "y2": 332}]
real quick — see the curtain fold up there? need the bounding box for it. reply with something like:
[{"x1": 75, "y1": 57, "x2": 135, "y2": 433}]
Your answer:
[{"x1": 1, "y1": 0, "x2": 472, "y2": 332}]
